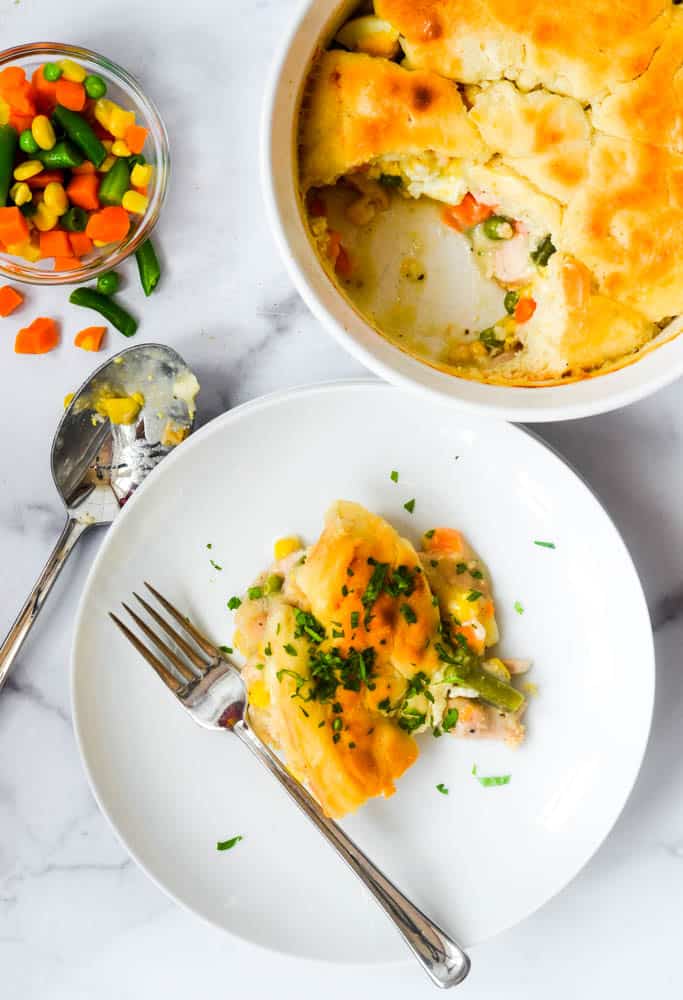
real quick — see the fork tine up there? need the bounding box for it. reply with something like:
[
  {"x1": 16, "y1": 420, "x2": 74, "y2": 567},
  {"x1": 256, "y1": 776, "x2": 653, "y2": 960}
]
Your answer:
[
  {"x1": 121, "y1": 603, "x2": 198, "y2": 684},
  {"x1": 109, "y1": 612, "x2": 183, "y2": 692},
  {"x1": 143, "y1": 581, "x2": 219, "y2": 659},
  {"x1": 133, "y1": 592, "x2": 211, "y2": 675}
]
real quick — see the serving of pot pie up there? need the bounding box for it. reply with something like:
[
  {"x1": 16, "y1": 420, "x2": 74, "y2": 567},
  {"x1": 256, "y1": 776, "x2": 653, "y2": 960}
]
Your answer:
[
  {"x1": 298, "y1": 0, "x2": 683, "y2": 385},
  {"x1": 233, "y1": 502, "x2": 529, "y2": 818}
]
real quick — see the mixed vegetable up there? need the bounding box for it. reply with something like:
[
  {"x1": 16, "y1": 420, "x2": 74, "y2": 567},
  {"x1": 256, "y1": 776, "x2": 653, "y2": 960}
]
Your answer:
[{"x1": 0, "y1": 57, "x2": 154, "y2": 271}]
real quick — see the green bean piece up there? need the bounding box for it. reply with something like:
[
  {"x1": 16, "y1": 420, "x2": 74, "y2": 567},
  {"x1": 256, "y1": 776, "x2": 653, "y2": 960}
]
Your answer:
[
  {"x1": 52, "y1": 105, "x2": 106, "y2": 168},
  {"x1": 530, "y1": 234, "x2": 556, "y2": 267},
  {"x1": 135, "y1": 239, "x2": 161, "y2": 296},
  {"x1": 38, "y1": 140, "x2": 84, "y2": 170},
  {"x1": 504, "y1": 290, "x2": 520, "y2": 315},
  {"x1": 479, "y1": 327, "x2": 504, "y2": 351},
  {"x1": 127, "y1": 153, "x2": 146, "y2": 170},
  {"x1": 69, "y1": 288, "x2": 138, "y2": 338},
  {"x1": 43, "y1": 62, "x2": 62, "y2": 82},
  {"x1": 19, "y1": 129, "x2": 39, "y2": 155},
  {"x1": 0, "y1": 125, "x2": 17, "y2": 206},
  {"x1": 482, "y1": 215, "x2": 514, "y2": 240},
  {"x1": 437, "y1": 645, "x2": 525, "y2": 713},
  {"x1": 97, "y1": 271, "x2": 120, "y2": 296},
  {"x1": 84, "y1": 74, "x2": 107, "y2": 99},
  {"x1": 61, "y1": 205, "x2": 88, "y2": 232},
  {"x1": 98, "y1": 157, "x2": 130, "y2": 206}
]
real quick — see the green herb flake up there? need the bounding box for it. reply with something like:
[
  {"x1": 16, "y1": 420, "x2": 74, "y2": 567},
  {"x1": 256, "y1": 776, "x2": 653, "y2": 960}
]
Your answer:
[
  {"x1": 332, "y1": 732, "x2": 341, "y2": 744},
  {"x1": 341, "y1": 584, "x2": 349, "y2": 597},
  {"x1": 476, "y1": 774, "x2": 511, "y2": 788},
  {"x1": 318, "y1": 720, "x2": 326, "y2": 728},
  {"x1": 206, "y1": 543, "x2": 212, "y2": 550},
  {"x1": 400, "y1": 603, "x2": 417, "y2": 624},
  {"x1": 348, "y1": 741, "x2": 356, "y2": 749},
  {"x1": 210, "y1": 559, "x2": 223, "y2": 571},
  {"x1": 350, "y1": 611, "x2": 360, "y2": 629},
  {"x1": 346, "y1": 566, "x2": 354, "y2": 577},
  {"x1": 283, "y1": 643, "x2": 297, "y2": 657},
  {"x1": 424, "y1": 529, "x2": 435, "y2": 539},
  {"x1": 264, "y1": 642, "x2": 273, "y2": 656},
  {"x1": 466, "y1": 590, "x2": 483, "y2": 602},
  {"x1": 390, "y1": 470, "x2": 399, "y2": 483},
  {"x1": 255, "y1": 663, "x2": 264, "y2": 670},
  {"x1": 219, "y1": 645, "x2": 233, "y2": 655},
  {"x1": 227, "y1": 596, "x2": 242, "y2": 610},
  {"x1": 436, "y1": 783, "x2": 449, "y2": 795},
  {"x1": 299, "y1": 706, "x2": 309, "y2": 718},
  {"x1": 470, "y1": 568, "x2": 483, "y2": 580},
  {"x1": 404, "y1": 498, "x2": 416, "y2": 514},
  {"x1": 471, "y1": 763, "x2": 477, "y2": 776},
  {"x1": 377, "y1": 697, "x2": 391, "y2": 712},
  {"x1": 430, "y1": 559, "x2": 438, "y2": 568},
  {"x1": 247, "y1": 586, "x2": 263, "y2": 600},
  {"x1": 216, "y1": 835, "x2": 243, "y2": 852},
  {"x1": 514, "y1": 600, "x2": 524, "y2": 615},
  {"x1": 442, "y1": 707, "x2": 459, "y2": 732},
  {"x1": 534, "y1": 540, "x2": 556, "y2": 549}
]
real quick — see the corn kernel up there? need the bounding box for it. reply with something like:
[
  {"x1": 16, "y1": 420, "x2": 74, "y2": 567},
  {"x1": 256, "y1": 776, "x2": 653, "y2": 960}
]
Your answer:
[
  {"x1": 94, "y1": 98, "x2": 116, "y2": 130},
  {"x1": 63, "y1": 392, "x2": 75, "y2": 408},
  {"x1": 111, "y1": 139, "x2": 131, "y2": 157},
  {"x1": 130, "y1": 163, "x2": 153, "y2": 187},
  {"x1": 31, "y1": 114, "x2": 56, "y2": 151},
  {"x1": 10, "y1": 182, "x2": 32, "y2": 206},
  {"x1": 248, "y1": 679, "x2": 270, "y2": 710},
  {"x1": 108, "y1": 107, "x2": 136, "y2": 139},
  {"x1": 122, "y1": 190, "x2": 149, "y2": 214},
  {"x1": 33, "y1": 202, "x2": 58, "y2": 232},
  {"x1": 58, "y1": 58, "x2": 86, "y2": 83},
  {"x1": 43, "y1": 181, "x2": 68, "y2": 216},
  {"x1": 14, "y1": 160, "x2": 43, "y2": 181},
  {"x1": 7, "y1": 240, "x2": 41, "y2": 262},
  {"x1": 273, "y1": 536, "x2": 302, "y2": 561},
  {"x1": 93, "y1": 239, "x2": 108, "y2": 247},
  {"x1": 0, "y1": 98, "x2": 9, "y2": 125},
  {"x1": 99, "y1": 154, "x2": 116, "y2": 173}
]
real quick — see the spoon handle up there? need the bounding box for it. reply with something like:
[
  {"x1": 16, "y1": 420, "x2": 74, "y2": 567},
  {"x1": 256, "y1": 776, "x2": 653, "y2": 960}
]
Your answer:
[
  {"x1": 0, "y1": 515, "x2": 90, "y2": 693},
  {"x1": 234, "y1": 720, "x2": 471, "y2": 989}
]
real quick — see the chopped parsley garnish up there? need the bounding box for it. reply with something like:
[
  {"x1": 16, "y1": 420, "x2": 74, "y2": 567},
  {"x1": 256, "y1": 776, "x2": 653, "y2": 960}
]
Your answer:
[
  {"x1": 219, "y1": 645, "x2": 233, "y2": 655},
  {"x1": 206, "y1": 543, "x2": 212, "y2": 550},
  {"x1": 227, "y1": 596, "x2": 242, "y2": 610},
  {"x1": 514, "y1": 600, "x2": 524, "y2": 615},
  {"x1": 276, "y1": 668, "x2": 307, "y2": 693},
  {"x1": 216, "y1": 835, "x2": 242, "y2": 851},
  {"x1": 390, "y1": 470, "x2": 399, "y2": 483},
  {"x1": 430, "y1": 559, "x2": 438, "y2": 568},
  {"x1": 476, "y1": 773, "x2": 511, "y2": 788},
  {"x1": 255, "y1": 663, "x2": 264, "y2": 670},
  {"x1": 348, "y1": 741, "x2": 356, "y2": 749},
  {"x1": 455, "y1": 562, "x2": 467, "y2": 574},
  {"x1": 293, "y1": 609, "x2": 325, "y2": 644},
  {"x1": 210, "y1": 559, "x2": 223, "y2": 571},
  {"x1": 405, "y1": 671, "x2": 429, "y2": 699},
  {"x1": 377, "y1": 697, "x2": 391, "y2": 712},
  {"x1": 436, "y1": 783, "x2": 449, "y2": 795},
  {"x1": 264, "y1": 573, "x2": 283, "y2": 595},
  {"x1": 530, "y1": 233, "x2": 556, "y2": 267},
  {"x1": 332, "y1": 732, "x2": 341, "y2": 744},
  {"x1": 283, "y1": 643, "x2": 297, "y2": 656},
  {"x1": 403, "y1": 498, "x2": 416, "y2": 514},
  {"x1": 398, "y1": 707, "x2": 426, "y2": 732},
  {"x1": 299, "y1": 706, "x2": 309, "y2": 718},
  {"x1": 247, "y1": 586, "x2": 263, "y2": 600},
  {"x1": 385, "y1": 565, "x2": 416, "y2": 597},
  {"x1": 332, "y1": 701, "x2": 343, "y2": 713},
  {"x1": 466, "y1": 590, "x2": 483, "y2": 602},
  {"x1": 318, "y1": 720, "x2": 326, "y2": 728},
  {"x1": 341, "y1": 584, "x2": 349, "y2": 596},
  {"x1": 479, "y1": 326, "x2": 504, "y2": 351},
  {"x1": 424, "y1": 529, "x2": 435, "y2": 539},
  {"x1": 350, "y1": 611, "x2": 360, "y2": 629},
  {"x1": 362, "y1": 560, "x2": 389, "y2": 624},
  {"x1": 400, "y1": 603, "x2": 417, "y2": 624},
  {"x1": 534, "y1": 540, "x2": 556, "y2": 549},
  {"x1": 264, "y1": 642, "x2": 272, "y2": 656},
  {"x1": 470, "y1": 568, "x2": 483, "y2": 580},
  {"x1": 346, "y1": 566, "x2": 354, "y2": 577},
  {"x1": 442, "y1": 707, "x2": 459, "y2": 732},
  {"x1": 307, "y1": 645, "x2": 376, "y2": 702},
  {"x1": 332, "y1": 717, "x2": 342, "y2": 732},
  {"x1": 332, "y1": 628, "x2": 345, "y2": 638}
]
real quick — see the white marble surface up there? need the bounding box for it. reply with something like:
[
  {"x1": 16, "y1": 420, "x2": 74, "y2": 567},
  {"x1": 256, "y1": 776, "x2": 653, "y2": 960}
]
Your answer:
[{"x1": 0, "y1": 0, "x2": 682, "y2": 996}]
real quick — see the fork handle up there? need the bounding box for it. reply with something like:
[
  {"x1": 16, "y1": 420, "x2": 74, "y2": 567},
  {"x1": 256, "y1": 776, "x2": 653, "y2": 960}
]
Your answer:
[
  {"x1": 234, "y1": 720, "x2": 470, "y2": 989},
  {"x1": 0, "y1": 515, "x2": 90, "y2": 694}
]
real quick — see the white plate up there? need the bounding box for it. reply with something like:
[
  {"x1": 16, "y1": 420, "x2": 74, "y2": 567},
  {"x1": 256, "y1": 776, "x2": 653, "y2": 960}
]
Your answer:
[{"x1": 71, "y1": 382, "x2": 653, "y2": 963}]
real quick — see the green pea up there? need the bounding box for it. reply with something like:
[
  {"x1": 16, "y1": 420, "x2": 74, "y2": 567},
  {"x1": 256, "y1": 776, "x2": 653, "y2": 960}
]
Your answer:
[
  {"x1": 504, "y1": 290, "x2": 520, "y2": 315},
  {"x1": 479, "y1": 327, "x2": 504, "y2": 351},
  {"x1": 84, "y1": 74, "x2": 107, "y2": 99},
  {"x1": 43, "y1": 62, "x2": 62, "y2": 82},
  {"x1": 19, "y1": 129, "x2": 40, "y2": 155},
  {"x1": 96, "y1": 271, "x2": 120, "y2": 296},
  {"x1": 482, "y1": 215, "x2": 515, "y2": 241},
  {"x1": 61, "y1": 206, "x2": 88, "y2": 232}
]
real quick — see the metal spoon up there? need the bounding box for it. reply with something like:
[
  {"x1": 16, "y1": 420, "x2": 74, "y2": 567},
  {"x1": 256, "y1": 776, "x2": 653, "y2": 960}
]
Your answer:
[{"x1": 0, "y1": 343, "x2": 199, "y2": 693}]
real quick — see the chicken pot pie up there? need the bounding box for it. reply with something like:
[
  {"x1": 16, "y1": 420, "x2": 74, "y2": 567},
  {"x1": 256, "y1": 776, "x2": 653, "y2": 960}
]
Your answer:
[
  {"x1": 233, "y1": 502, "x2": 529, "y2": 818},
  {"x1": 298, "y1": 2, "x2": 683, "y2": 385}
]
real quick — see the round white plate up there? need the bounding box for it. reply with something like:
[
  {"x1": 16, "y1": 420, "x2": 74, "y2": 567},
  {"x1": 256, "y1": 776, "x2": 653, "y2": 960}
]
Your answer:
[{"x1": 71, "y1": 382, "x2": 653, "y2": 964}]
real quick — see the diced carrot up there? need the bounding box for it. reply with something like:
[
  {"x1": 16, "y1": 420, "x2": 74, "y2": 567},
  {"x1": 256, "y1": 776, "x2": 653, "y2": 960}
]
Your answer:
[
  {"x1": 0, "y1": 207, "x2": 29, "y2": 247},
  {"x1": 70, "y1": 160, "x2": 97, "y2": 175},
  {"x1": 8, "y1": 111, "x2": 34, "y2": 134},
  {"x1": 0, "y1": 285, "x2": 23, "y2": 317},
  {"x1": 306, "y1": 191, "x2": 326, "y2": 217},
  {"x1": 85, "y1": 205, "x2": 130, "y2": 244},
  {"x1": 14, "y1": 316, "x2": 59, "y2": 354},
  {"x1": 441, "y1": 193, "x2": 494, "y2": 232},
  {"x1": 66, "y1": 173, "x2": 100, "y2": 211},
  {"x1": 0, "y1": 67, "x2": 26, "y2": 91},
  {"x1": 68, "y1": 231, "x2": 93, "y2": 257},
  {"x1": 53, "y1": 256, "x2": 80, "y2": 271},
  {"x1": 514, "y1": 297, "x2": 537, "y2": 324},
  {"x1": 335, "y1": 245, "x2": 352, "y2": 278},
  {"x1": 133, "y1": 185, "x2": 148, "y2": 197},
  {"x1": 32, "y1": 66, "x2": 59, "y2": 111},
  {"x1": 55, "y1": 79, "x2": 86, "y2": 112},
  {"x1": 27, "y1": 170, "x2": 64, "y2": 189},
  {"x1": 74, "y1": 325, "x2": 106, "y2": 351},
  {"x1": 3, "y1": 82, "x2": 36, "y2": 116},
  {"x1": 39, "y1": 230, "x2": 72, "y2": 258},
  {"x1": 455, "y1": 623, "x2": 485, "y2": 655},
  {"x1": 125, "y1": 124, "x2": 148, "y2": 154},
  {"x1": 423, "y1": 527, "x2": 464, "y2": 555},
  {"x1": 326, "y1": 229, "x2": 342, "y2": 264}
]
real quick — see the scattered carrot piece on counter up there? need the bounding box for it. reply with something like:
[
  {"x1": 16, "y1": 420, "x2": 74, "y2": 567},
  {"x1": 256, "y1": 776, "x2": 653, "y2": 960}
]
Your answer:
[
  {"x1": 0, "y1": 284, "x2": 23, "y2": 315},
  {"x1": 74, "y1": 325, "x2": 106, "y2": 351},
  {"x1": 14, "y1": 316, "x2": 59, "y2": 353},
  {"x1": 514, "y1": 297, "x2": 537, "y2": 324},
  {"x1": 441, "y1": 193, "x2": 494, "y2": 232}
]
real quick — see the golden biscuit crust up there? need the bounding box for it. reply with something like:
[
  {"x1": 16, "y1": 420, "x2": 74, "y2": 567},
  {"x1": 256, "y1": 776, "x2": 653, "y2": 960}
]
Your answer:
[{"x1": 299, "y1": 49, "x2": 487, "y2": 190}]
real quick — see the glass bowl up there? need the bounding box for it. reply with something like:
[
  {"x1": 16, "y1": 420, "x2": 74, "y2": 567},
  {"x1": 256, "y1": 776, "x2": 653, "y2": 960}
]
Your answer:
[{"x1": 0, "y1": 42, "x2": 169, "y2": 284}]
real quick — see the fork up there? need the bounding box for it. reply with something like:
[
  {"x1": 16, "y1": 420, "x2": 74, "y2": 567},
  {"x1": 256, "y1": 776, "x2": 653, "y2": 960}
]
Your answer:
[{"x1": 110, "y1": 583, "x2": 471, "y2": 990}]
